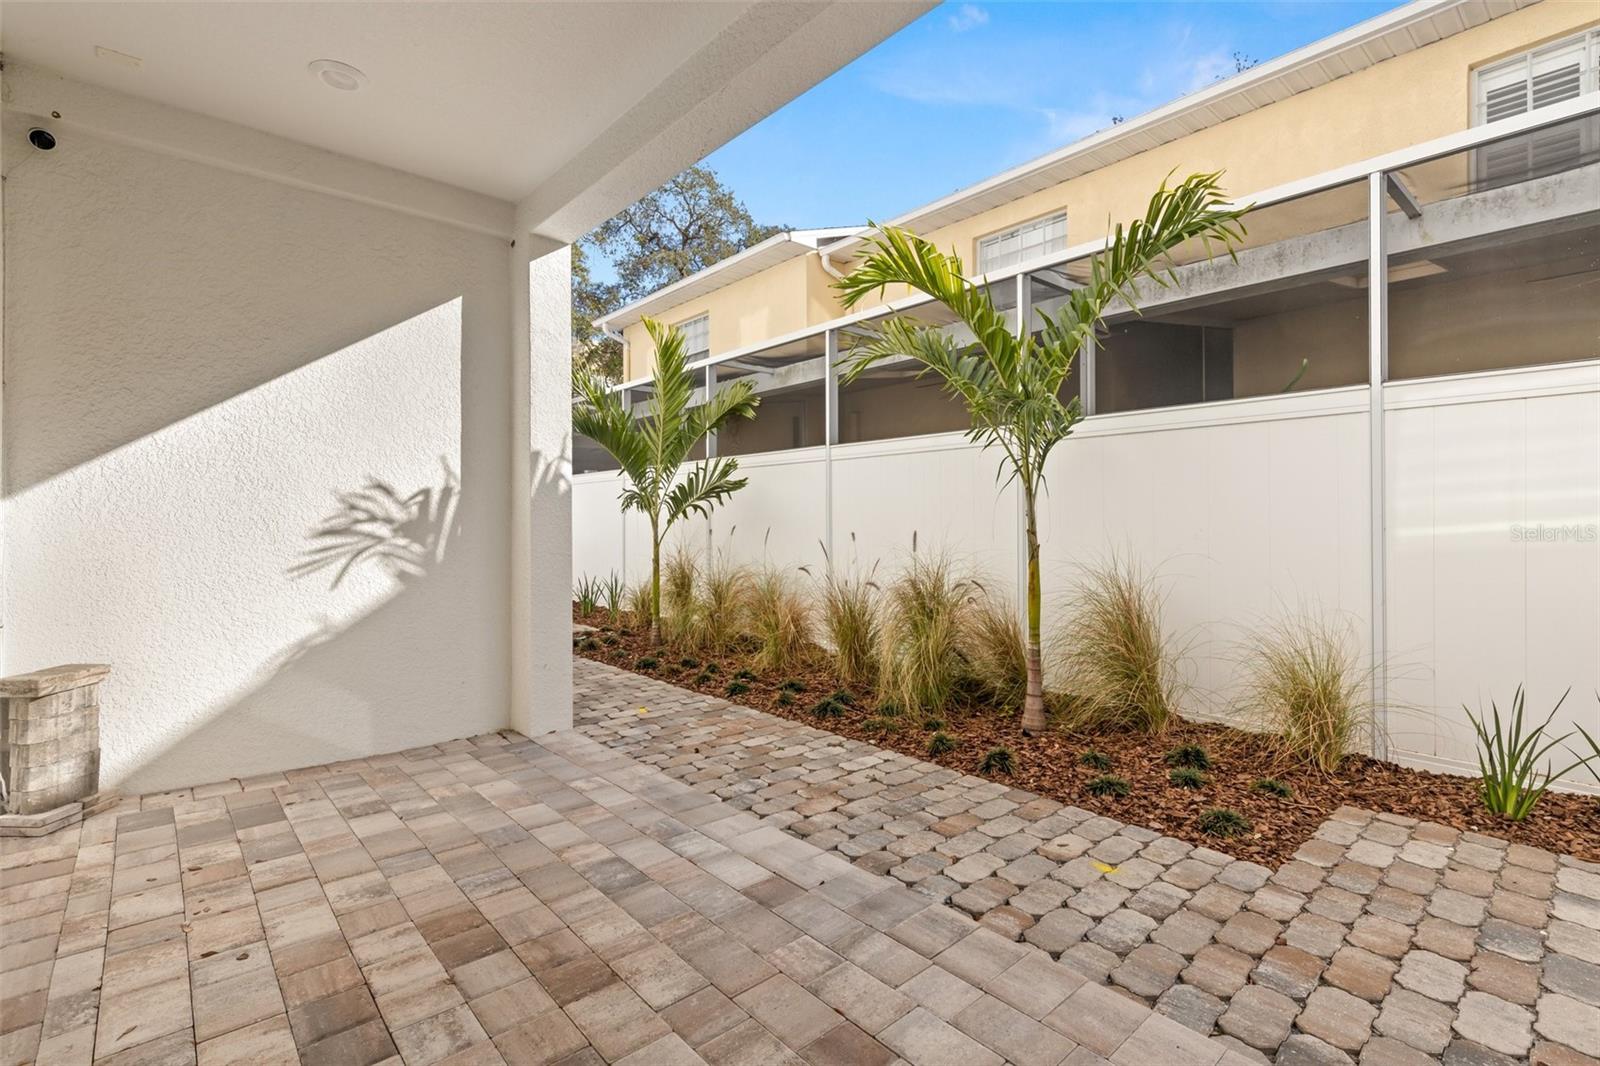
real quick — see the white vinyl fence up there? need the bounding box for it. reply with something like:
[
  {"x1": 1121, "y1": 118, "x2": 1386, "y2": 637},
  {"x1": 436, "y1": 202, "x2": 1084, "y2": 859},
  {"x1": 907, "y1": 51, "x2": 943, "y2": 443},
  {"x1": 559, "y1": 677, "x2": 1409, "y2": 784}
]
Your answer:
[{"x1": 574, "y1": 360, "x2": 1600, "y2": 789}]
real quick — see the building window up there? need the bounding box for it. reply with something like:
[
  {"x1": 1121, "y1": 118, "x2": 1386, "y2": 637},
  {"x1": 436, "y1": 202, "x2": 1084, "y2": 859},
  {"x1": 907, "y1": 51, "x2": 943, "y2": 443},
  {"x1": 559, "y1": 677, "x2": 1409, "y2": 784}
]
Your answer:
[
  {"x1": 976, "y1": 213, "x2": 1067, "y2": 274},
  {"x1": 676, "y1": 313, "x2": 711, "y2": 361},
  {"x1": 1472, "y1": 30, "x2": 1599, "y2": 187}
]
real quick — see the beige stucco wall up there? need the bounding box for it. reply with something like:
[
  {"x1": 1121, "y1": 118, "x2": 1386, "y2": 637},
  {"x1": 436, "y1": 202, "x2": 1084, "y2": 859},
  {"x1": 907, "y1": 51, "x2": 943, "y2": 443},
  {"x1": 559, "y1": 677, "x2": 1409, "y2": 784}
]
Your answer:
[{"x1": 620, "y1": 3, "x2": 1598, "y2": 376}]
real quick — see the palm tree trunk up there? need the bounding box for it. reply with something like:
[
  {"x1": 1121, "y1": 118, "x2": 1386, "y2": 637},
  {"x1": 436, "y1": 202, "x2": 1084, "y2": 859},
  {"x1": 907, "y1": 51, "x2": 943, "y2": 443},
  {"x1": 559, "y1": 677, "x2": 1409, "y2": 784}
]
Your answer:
[
  {"x1": 1021, "y1": 484, "x2": 1047, "y2": 735},
  {"x1": 649, "y1": 516, "x2": 662, "y2": 646}
]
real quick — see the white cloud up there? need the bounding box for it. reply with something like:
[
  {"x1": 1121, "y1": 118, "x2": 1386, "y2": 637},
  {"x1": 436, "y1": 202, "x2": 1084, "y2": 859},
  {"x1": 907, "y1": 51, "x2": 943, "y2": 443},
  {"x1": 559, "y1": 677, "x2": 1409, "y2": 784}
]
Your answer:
[{"x1": 947, "y1": 4, "x2": 989, "y2": 32}]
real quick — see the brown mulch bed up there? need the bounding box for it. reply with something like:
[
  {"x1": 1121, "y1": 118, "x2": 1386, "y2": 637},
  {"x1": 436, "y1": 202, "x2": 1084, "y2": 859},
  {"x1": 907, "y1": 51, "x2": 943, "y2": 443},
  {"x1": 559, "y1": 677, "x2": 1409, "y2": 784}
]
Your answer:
[{"x1": 573, "y1": 610, "x2": 1600, "y2": 868}]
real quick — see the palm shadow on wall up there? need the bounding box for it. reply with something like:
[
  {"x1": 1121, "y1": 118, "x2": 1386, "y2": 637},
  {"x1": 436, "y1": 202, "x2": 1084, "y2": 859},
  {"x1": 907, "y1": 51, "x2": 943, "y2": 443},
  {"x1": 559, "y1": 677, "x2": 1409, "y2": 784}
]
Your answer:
[{"x1": 290, "y1": 460, "x2": 461, "y2": 590}]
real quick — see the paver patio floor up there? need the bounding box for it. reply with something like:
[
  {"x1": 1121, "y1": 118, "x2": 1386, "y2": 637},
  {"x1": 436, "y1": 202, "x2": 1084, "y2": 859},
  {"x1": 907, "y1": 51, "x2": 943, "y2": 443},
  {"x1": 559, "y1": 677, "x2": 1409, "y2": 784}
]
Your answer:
[{"x1": 0, "y1": 694, "x2": 1248, "y2": 1066}]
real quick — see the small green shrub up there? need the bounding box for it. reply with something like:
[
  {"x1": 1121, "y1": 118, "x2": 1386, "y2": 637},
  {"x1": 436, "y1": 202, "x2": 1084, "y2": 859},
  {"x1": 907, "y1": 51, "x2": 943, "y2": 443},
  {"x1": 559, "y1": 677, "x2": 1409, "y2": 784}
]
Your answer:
[
  {"x1": 703, "y1": 662, "x2": 720, "y2": 675},
  {"x1": 1086, "y1": 775, "x2": 1130, "y2": 798},
  {"x1": 1054, "y1": 558, "x2": 1183, "y2": 734},
  {"x1": 600, "y1": 633, "x2": 619, "y2": 646},
  {"x1": 601, "y1": 571, "x2": 624, "y2": 623},
  {"x1": 578, "y1": 637, "x2": 600, "y2": 652},
  {"x1": 1079, "y1": 749, "x2": 1112, "y2": 771},
  {"x1": 1240, "y1": 614, "x2": 1373, "y2": 773},
  {"x1": 635, "y1": 656, "x2": 658, "y2": 670},
  {"x1": 776, "y1": 691, "x2": 795, "y2": 707},
  {"x1": 863, "y1": 716, "x2": 902, "y2": 735},
  {"x1": 725, "y1": 680, "x2": 750, "y2": 697},
  {"x1": 1164, "y1": 744, "x2": 1211, "y2": 770},
  {"x1": 829, "y1": 690, "x2": 856, "y2": 707},
  {"x1": 1198, "y1": 808, "x2": 1252, "y2": 837},
  {"x1": 779, "y1": 679, "x2": 807, "y2": 694},
  {"x1": 816, "y1": 547, "x2": 880, "y2": 687},
  {"x1": 734, "y1": 668, "x2": 756, "y2": 682},
  {"x1": 679, "y1": 656, "x2": 701, "y2": 669},
  {"x1": 1253, "y1": 777, "x2": 1293, "y2": 798},
  {"x1": 926, "y1": 731, "x2": 956, "y2": 756},
  {"x1": 922, "y1": 716, "x2": 944, "y2": 731},
  {"x1": 1467, "y1": 687, "x2": 1589, "y2": 821},
  {"x1": 811, "y1": 697, "x2": 844, "y2": 719},
  {"x1": 979, "y1": 747, "x2": 1016, "y2": 776},
  {"x1": 1169, "y1": 766, "x2": 1207, "y2": 789},
  {"x1": 693, "y1": 670, "x2": 713, "y2": 685},
  {"x1": 878, "y1": 554, "x2": 976, "y2": 718}
]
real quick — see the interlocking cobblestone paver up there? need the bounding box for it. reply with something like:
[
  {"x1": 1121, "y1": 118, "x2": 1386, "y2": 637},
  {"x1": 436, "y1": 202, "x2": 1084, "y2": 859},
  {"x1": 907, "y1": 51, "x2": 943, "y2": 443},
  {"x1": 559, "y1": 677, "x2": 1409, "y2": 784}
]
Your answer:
[{"x1": 563, "y1": 657, "x2": 1600, "y2": 1064}]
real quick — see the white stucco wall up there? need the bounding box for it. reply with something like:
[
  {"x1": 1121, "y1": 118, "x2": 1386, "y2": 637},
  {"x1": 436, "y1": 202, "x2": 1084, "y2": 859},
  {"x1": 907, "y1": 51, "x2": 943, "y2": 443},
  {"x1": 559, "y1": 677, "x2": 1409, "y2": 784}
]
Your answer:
[{"x1": 3, "y1": 127, "x2": 516, "y2": 793}]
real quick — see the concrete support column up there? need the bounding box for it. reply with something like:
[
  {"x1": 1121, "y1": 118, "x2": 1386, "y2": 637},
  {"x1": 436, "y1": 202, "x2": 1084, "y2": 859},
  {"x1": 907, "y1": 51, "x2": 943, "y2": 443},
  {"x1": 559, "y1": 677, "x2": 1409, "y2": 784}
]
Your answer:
[{"x1": 510, "y1": 236, "x2": 573, "y2": 736}]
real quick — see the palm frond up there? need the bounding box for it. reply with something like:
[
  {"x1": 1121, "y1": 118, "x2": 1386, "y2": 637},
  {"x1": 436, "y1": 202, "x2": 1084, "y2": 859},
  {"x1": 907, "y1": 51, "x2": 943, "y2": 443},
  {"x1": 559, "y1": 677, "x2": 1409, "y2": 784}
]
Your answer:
[{"x1": 666, "y1": 457, "x2": 748, "y2": 524}]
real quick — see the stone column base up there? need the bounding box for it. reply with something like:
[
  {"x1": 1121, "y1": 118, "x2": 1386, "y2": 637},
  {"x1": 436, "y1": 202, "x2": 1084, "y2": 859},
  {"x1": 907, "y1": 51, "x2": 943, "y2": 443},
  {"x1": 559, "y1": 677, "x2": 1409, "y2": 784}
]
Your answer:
[{"x1": 0, "y1": 789, "x2": 121, "y2": 837}]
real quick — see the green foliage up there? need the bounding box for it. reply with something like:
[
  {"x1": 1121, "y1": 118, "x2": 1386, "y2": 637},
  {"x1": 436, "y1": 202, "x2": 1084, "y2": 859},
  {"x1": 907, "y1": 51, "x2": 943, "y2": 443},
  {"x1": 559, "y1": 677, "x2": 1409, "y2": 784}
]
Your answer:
[
  {"x1": 578, "y1": 637, "x2": 599, "y2": 652},
  {"x1": 1086, "y1": 775, "x2": 1131, "y2": 798},
  {"x1": 1241, "y1": 613, "x2": 1372, "y2": 773},
  {"x1": 811, "y1": 697, "x2": 845, "y2": 719},
  {"x1": 601, "y1": 572, "x2": 625, "y2": 623},
  {"x1": 965, "y1": 594, "x2": 1028, "y2": 711},
  {"x1": 926, "y1": 732, "x2": 957, "y2": 756},
  {"x1": 1467, "y1": 687, "x2": 1589, "y2": 821},
  {"x1": 829, "y1": 690, "x2": 857, "y2": 707},
  {"x1": 574, "y1": 575, "x2": 603, "y2": 615},
  {"x1": 1253, "y1": 777, "x2": 1293, "y2": 798},
  {"x1": 601, "y1": 633, "x2": 619, "y2": 646},
  {"x1": 1054, "y1": 558, "x2": 1183, "y2": 734},
  {"x1": 863, "y1": 716, "x2": 902, "y2": 735},
  {"x1": 747, "y1": 567, "x2": 813, "y2": 672},
  {"x1": 682, "y1": 553, "x2": 748, "y2": 654},
  {"x1": 979, "y1": 747, "x2": 1016, "y2": 776},
  {"x1": 1169, "y1": 766, "x2": 1207, "y2": 789},
  {"x1": 734, "y1": 668, "x2": 757, "y2": 682},
  {"x1": 572, "y1": 317, "x2": 759, "y2": 637},
  {"x1": 627, "y1": 580, "x2": 652, "y2": 623},
  {"x1": 779, "y1": 679, "x2": 807, "y2": 694},
  {"x1": 635, "y1": 656, "x2": 658, "y2": 670},
  {"x1": 877, "y1": 554, "x2": 976, "y2": 719},
  {"x1": 815, "y1": 543, "x2": 880, "y2": 687},
  {"x1": 1164, "y1": 744, "x2": 1211, "y2": 770},
  {"x1": 725, "y1": 680, "x2": 750, "y2": 697},
  {"x1": 1198, "y1": 808, "x2": 1252, "y2": 837},
  {"x1": 776, "y1": 691, "x2": 795, "y2": 706},
  {"x1": 922, "y1": 716, "x2": 944, "y2": 731},
  {"x1": 1079, "y1": 749, "x2": 1112, "y2": 771},
  {"x1": 679, "y1": 656, "x2": 701, "y2": 669},
  {"x1": 837, "y1": 174, "x2": 1245, "y2": 735},
  {"x1": 693, "y1": 670, "x2": 712, "y2": 685}
]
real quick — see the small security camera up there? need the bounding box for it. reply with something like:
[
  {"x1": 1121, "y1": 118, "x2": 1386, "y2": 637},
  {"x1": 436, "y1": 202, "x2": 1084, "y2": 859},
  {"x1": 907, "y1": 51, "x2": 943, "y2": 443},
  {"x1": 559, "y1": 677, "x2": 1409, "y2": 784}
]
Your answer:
[{"x1": 27, "y1": 127, "x2": 57, "y2": 151}]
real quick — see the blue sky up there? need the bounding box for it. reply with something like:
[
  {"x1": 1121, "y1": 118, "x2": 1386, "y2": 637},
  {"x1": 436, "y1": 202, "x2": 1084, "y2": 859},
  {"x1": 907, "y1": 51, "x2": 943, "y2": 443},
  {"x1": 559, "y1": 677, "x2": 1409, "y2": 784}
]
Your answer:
[{"x1": 699, "y1": 0, "x2": 1402, "y2": 229}]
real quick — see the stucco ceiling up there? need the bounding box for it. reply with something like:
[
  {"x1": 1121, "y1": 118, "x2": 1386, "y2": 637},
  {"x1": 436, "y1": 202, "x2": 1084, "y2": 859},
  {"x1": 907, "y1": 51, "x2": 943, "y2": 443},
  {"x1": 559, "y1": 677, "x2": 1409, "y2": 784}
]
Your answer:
[{"x1": 2, "y1": 2, "x2": 925, "y2": 224}]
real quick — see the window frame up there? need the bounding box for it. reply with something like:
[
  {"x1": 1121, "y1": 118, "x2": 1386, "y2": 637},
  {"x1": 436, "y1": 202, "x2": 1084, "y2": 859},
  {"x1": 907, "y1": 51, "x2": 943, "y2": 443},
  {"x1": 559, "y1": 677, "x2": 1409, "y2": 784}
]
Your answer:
[
  {"x1": 975, "y1": 211, "x2": 1068, "y2": 275},
  {"x1": 674, "y1": 312, "x2": 711, "y2": 362}
]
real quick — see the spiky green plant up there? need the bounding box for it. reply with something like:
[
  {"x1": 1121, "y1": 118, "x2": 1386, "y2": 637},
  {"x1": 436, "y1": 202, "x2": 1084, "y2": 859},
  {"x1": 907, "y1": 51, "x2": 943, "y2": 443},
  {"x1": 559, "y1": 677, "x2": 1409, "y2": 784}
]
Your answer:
[
  {"x1": 660, "y1": 545, "x2": 699, "y2": 647},
  {"x1": 1253, "y1": 777, "x2": 1293, "y2": 798},
  {"x1": 573, "y1": 317, "x2": 759, "y2": 642},
  {"x1": 574, "y1": 575, "x2": 603, "y2": 615},
  {"x1": 601, "y1": 571, "x2": 625, "y2": 624},
  {"x1": 877, "y1": 553, "x2": 976, "y2": 719},
  {"x1": 1198, "y1": 808, "x2": 1252, "y2": 837},
  {"x1": 836, "y1": 174, "x2": 1245, "y2": 735},
  {"x1": 626, "y1": 579, "x2": 652, "y2": 624},
  {"x1": 1467, "y1": 687, "x2": 1589, "y2": 821},
  {"x1": 927, "y1": 732, "x2": 956, "y2": 756},
  {"x1": 634, "y1": 656, "x2": 658, "y2": 670},
  {"x1": 815, "y1": 541, "x2": 880, "y2": 687},
  {"x1": 811, "y1": 697, "x2": 845, "y2": 719},
  {"x1": 1240, "y1": 613, "x2": 1373, "y2": 773},
  {"x1": 1079, "y1": 749, "x2": 1112, "y2": 771},
  {"x1": 1086, "y1": 775, "x2": 1130, "y2": 798},
  {"x1": 1164, "y1": 744, "x2": 1211, "y2": 770},
  {"x1": 1169, "y1": 766, "x2": 1207, "y2": 789},
  {"x1": 979, "y1": 747, "x2": 1016, "y2": 776},
  {"x1": 685, "y1": 552, "x2": 748, "y2": 654},
  {"x1": 922, "y1": 716, "x2": 944, "y2": 731},
  {"x1": 725, "y1": 680, "x2": 750, "y2": 697},
  {"x1": 1054, "y1": 558, "x2": 1184, "y2": 734}
]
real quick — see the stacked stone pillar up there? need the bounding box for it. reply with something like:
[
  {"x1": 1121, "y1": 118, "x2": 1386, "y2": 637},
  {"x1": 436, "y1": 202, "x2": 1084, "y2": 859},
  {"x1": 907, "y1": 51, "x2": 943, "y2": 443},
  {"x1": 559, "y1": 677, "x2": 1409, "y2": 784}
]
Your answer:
[{"x1": 0, "y1": 664, "x2": 114, "y2": 835}]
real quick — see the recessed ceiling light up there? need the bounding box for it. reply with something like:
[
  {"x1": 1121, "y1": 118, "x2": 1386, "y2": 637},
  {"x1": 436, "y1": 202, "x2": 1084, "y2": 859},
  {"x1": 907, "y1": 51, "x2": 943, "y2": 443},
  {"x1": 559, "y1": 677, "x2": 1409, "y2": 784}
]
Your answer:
[{"x1": 308, "y1": 59, "x2": 367, "y2": 92}]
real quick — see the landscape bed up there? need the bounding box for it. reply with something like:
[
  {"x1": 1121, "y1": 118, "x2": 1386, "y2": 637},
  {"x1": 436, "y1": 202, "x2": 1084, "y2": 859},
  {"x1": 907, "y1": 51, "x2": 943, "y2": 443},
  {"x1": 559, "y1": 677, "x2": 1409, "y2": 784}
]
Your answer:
[{"x1": 574, "y1": 608, "x2": 1600, "y2": 867}]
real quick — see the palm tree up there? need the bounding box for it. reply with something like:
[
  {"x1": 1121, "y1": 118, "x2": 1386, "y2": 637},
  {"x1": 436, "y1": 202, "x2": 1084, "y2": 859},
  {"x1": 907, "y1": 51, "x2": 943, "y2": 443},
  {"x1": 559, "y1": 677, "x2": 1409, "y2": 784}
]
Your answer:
[
  {"x1": 573, "y1": 317, "x2": 759, "y2": 640},
  {"x1": 836, "y1": 172, "x2": 1246, "y2": 735}
]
